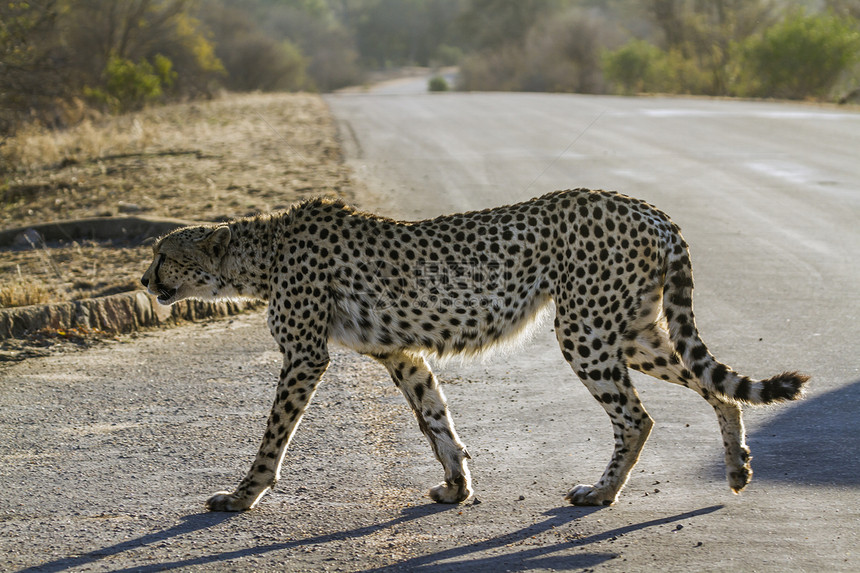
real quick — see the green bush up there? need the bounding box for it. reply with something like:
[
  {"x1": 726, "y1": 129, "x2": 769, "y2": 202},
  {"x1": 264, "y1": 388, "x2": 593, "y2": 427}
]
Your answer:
[
  {"x1": 153, "y1": 54, "x2": 178, "y2": 91},
  {"x1": 603, "y1": 40, "x2": 663, "y2": 95},
  {"x1": 85, "y1": 55, "x2": 168, "y2": 113},
  {"x1": 738, "y1": 10, "x2": 860, "y2": 100},
  {"x1": 428, "y1": 75, "x2": 449, "y2": 92},
  {"x1": 603, "y1": 40, "x2": 711, "y2": 95}
]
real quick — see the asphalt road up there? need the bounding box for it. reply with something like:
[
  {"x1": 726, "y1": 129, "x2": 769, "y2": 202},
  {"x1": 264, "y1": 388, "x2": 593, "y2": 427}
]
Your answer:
[
  {"x1": 328, "y1": 89, "x2": 860, "y2": 569},
  {"x1": 1, "y1": 88, "x2": 858, "y2": 572}
]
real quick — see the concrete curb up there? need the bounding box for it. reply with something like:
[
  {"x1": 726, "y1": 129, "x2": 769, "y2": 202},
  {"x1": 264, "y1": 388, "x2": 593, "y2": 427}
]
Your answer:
[
  {"x1": 0, "y1": 215, "x2": 198, "y2": 247},
  {"x1": 1, "y1": 215, "x2": 257, "y2": 342},
  {"x1": 0, "y1": 290, "x2": 260, "y2": 341}
]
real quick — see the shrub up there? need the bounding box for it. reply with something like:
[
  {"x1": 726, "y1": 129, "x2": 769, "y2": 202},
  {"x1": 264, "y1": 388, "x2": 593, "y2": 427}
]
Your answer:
[
  {"x1": 85, "y1": 55, "x2": 167, "y2": 113},
  {"x1": 520, "y1": 9, "x2": 608, "y2": 94},
  {"x1": 428, "y1": 76, "x2": 450, "y2": 92},
  {"x1": 153, "y1": 54, "x2": 178, "y2": 91},
  {"x1": 458, "y1": 46, "x2": 525, "y2": 91},
  {"x1": 603, "y1": 40, "x2": 664, "y2": 94},
  {"x1": 738, "y1": 10, "x2": 860, "y2": 100},
  {"x1": 459, "y1": 7, "x2": 611, "y2": 94},
  {"x1": 217, "y1": 35, "x2": 310, "y2": 92},
  {"x1": 603, "y1": 40, "x2": 711, "y2": 95}
]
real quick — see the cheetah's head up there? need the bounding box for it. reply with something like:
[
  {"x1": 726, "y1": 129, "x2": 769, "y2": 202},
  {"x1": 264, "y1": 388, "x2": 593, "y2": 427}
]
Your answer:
[{"x1": 141, "y1": 225, "x2": 231, "y2": 305}]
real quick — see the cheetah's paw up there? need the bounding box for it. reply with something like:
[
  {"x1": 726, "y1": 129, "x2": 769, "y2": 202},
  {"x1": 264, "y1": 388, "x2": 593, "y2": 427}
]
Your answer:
[
  {"x1": 205, "y1": 491, "x2": 252, "y2": 512},
  {"x1": 728, "y1": 465, "x2": 752, "y2": 493},
  {"x1": 727, "y1": 447, "x2": 752, "y2": 493},
  {"x1": 429, "y1": 480, "x2": 473, "y2": 504},
  {"x1": 565, "y1": 484, "x2": 616, "y2": 506}
]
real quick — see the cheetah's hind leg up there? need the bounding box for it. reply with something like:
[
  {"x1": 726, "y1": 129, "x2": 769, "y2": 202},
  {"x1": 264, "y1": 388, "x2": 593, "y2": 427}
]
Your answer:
[
  {"x1": 555, "y1": 314, "x2": 654, "y2": 506},
  {"x1": 624, "y1": 320, "x2": 752, "y2": 494}
]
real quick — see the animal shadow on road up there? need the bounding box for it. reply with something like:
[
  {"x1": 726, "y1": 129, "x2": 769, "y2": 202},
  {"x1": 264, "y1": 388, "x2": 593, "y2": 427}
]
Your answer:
[
  {"x1": 713, "y1": 379, "x2": 860, "y2": 486},
  {"x1": 15, "y1": 512, "x2": 238, "y2": 573},
  {"x1": 355, "y1": 505, "x2": 723, "y2": 572},
  {"x1": 19, "y1": 505, "x2": 455, "y2": 573},
  {"x1": 19, "y1": 504, "x2": 722, "y2": 572}
]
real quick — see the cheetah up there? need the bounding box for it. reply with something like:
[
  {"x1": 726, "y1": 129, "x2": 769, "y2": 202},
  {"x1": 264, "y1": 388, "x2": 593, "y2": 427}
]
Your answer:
[{"x1": 141, "y1": 189, "x2": 808, "y2": 510}]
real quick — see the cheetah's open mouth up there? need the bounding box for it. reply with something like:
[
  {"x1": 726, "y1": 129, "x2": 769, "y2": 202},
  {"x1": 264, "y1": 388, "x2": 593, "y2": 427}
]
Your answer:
[
  {"x1": 150, "y1": 253, "x2": 177, "y2": 304},
  {"x1": 156, "y1": 287, "x2": 177, "y2": 304}
]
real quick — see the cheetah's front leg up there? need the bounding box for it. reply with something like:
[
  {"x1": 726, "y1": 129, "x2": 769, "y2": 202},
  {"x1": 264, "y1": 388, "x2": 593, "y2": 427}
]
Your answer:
[
  {"x1": 374, "y1": 352, "x2": 473, "y2": 503},
  {"x1": 206, "y1": 354, "x2": 329, "y2": 511}
]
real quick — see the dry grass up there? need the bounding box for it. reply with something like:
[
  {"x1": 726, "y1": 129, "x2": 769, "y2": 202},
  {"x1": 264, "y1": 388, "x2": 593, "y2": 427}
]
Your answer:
[
  {"x1": 1, "y1": 92, "x2": 356, "y2": 307},
  {"x1": 1, "y1": 116, "x2": 159, "y2": 173},
  {"x1": 1, "y1": 92, "x2": 351, "y2": 227},
  {"x1": 0, "y1": 267, "x2": 56, "y2": 309}
]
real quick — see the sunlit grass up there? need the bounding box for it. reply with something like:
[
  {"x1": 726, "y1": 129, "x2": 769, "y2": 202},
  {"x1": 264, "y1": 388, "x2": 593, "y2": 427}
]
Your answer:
[
  {"x1": 0, "y1": 267, "x2": 55, "y2": 308},
  {"x1": 1, "y1": 115, "x2": 158, "y2": 173}
]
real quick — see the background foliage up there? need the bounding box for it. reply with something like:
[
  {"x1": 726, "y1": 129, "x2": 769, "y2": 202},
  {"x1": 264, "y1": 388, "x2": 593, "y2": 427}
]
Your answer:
[{"x1": 2, "y1": 0, "x2": 860, "y2": 136}]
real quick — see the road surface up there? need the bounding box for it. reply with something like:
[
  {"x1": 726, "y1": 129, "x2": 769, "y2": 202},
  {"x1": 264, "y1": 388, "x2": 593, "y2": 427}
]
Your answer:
[
  {"x1": 327, "y1": 90, "x2": 860, "y2": 570},
  {"x1": 1, "y1": 89, "x2": 858, "y2": 572}
]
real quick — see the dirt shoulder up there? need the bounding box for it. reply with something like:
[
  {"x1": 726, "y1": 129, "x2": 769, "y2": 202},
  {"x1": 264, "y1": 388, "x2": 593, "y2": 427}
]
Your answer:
[{"x1": 1, "y1": 92, "x2": 357, "y2": 309}]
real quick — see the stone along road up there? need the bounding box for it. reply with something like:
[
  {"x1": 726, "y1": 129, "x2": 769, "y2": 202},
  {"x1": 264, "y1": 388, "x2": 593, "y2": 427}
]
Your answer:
[{"x1": 1, "y1": 90, "x2": 858, "y2": 571}]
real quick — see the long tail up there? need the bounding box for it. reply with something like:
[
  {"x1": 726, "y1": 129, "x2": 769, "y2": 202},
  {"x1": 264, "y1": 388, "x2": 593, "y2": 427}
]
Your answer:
[{"x1": 661, "y1": 235, "x2": 809, "y2": 405}]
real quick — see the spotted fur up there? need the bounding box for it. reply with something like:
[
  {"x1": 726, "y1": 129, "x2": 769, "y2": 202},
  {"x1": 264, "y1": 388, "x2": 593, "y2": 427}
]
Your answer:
[{"x1": 141, "y1": 189, "x2": 809, "y2": 510}]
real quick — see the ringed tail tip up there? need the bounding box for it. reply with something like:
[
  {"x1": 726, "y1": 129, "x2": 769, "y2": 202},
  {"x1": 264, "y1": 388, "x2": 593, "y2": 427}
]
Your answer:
[{"x1": 760, "y1": 371, "x2": 810, "y2": 403}]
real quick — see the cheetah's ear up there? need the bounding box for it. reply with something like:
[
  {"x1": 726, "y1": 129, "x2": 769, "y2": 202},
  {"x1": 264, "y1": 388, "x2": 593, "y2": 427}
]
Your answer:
[{"x1": 201, "y1": 226, "x2": 231, "y2": 259}]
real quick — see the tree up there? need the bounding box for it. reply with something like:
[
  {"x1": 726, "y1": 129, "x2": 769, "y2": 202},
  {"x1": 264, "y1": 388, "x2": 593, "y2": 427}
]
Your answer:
[
  {"x1": 200, "y1": 3, "x2": 310, "y2": 92},
  {"x1": 457, "y1": 0, "x2": 559, "y2": 51},
  {"x1": 63, "y1": 0, "x2": 224, "y2": 106},
  {"x1": 520, "y1": 8, "x2": 612, "y2": 93},
  {"x1": 0, "y1": 1, "x2": 67, "y2": 133},
  {"x1": 739, "y1": 9, "x2": 860, "y2": 99},
  {"x1": 84, "y1": 55, "x2": 168, "y2": 113},
  {"x1": 603, "y1": 39, "x2": 664, "y2": 95},
  {"x1": 341, "y1": 0, "x2": 465, "y2": 68},
  {"x1": 649, "y1": 0, "x2": 686, "y2": 48},
  {"x1": 644, "y1": 0, "x2": 776, "y2": 95},
  {"x1": 201, "y1": 0, "x2": 361, "y2": 91}
]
